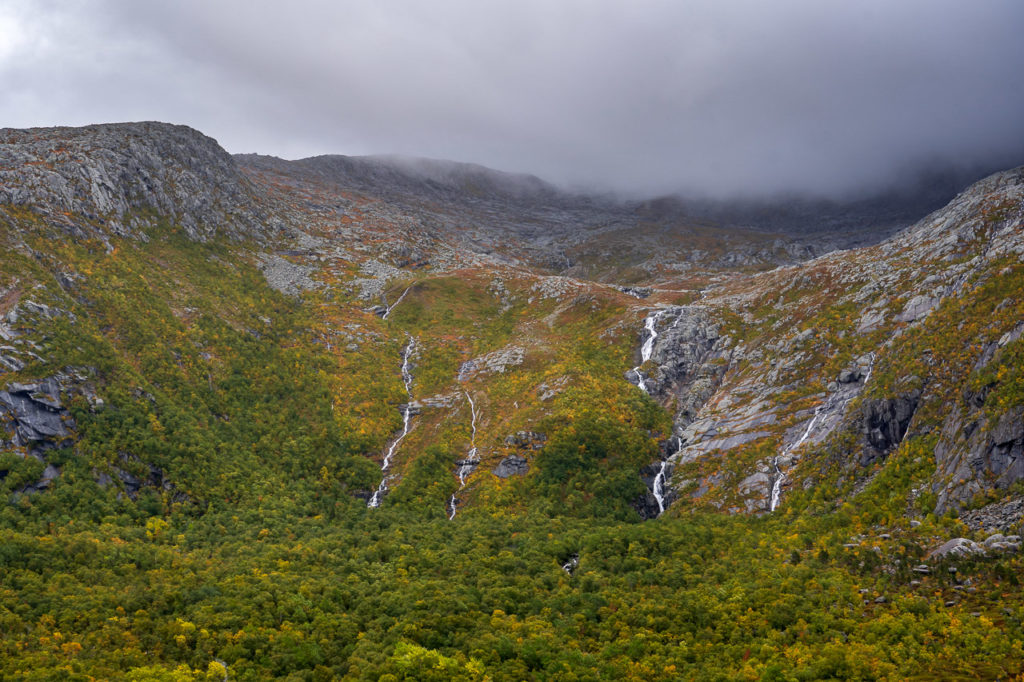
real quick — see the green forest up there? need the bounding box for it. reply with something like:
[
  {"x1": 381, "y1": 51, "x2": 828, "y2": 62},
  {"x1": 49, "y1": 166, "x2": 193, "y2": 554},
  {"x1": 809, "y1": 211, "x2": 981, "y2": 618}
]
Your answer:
[{"x1": 1, "y1": 207, "x2": 1022, "y2": 681}]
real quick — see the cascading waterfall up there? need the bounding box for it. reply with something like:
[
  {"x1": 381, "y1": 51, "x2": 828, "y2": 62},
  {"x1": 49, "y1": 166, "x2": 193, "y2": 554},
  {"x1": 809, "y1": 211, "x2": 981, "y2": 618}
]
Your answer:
[
  {"x1": 652, "y1": 460, "x2": 670, "y2": 515},
  {"x1": 769, "y1": 352, "x2": 875, "y2": 511},
  {"x1": 382, "y1": 284, "x2": 413, "y2": 320},
  {"x1": 651, "y1": 435, "x2": 680, "y2": 516},
  {"x1": 368, "y1": 336, "x2": 416, "y2": 508},
  {"x1": 448, "y1": 391, "x2": 480, "y2": 520},
  {"x1": 629, "y1": 311, "x2": 681, "y2": 515},
  {"x1": 631, "y1": 309, "x2": 666, "y2": 394}
]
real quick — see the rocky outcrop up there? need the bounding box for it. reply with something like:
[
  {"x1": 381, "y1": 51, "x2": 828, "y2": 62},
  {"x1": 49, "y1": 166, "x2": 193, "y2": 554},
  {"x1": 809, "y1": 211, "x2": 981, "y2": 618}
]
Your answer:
[
  {"x1": 258, "y1": 253, "x2": 320, "y2": 296},
  {"x1": 98, "y1": 452, "x2": 188, "y2": 503},
  {"x1": 933, "y1": 403, "x2": 1024, "y2": 514},
  {"x1": 632, "y1": 306, "x2": 731, "y2": 428},
  {"x1": 859, "y1": 391, "x2": 920, "y2": 465},
  {"x1": 492, "y1": 432, "x2": 545, "y2": 478},
  {"x1": 503, "y1": 431, "x2": 546, "y2": 450},
  {"x1": 0, "y1": 122, "x2": 266, "y2": 240},
  {"x1": 458, "y1": 346, "x2": 526, "y2": 381},
  {"x1": 493, "y1": 455, "x2": 529, "y2": 478},
  {"x1": 0, "y1": 370, "x2": 99, "y2": 495},
  {"x1": 0, "y1": 378, "x2": 75, "y2": 454}
]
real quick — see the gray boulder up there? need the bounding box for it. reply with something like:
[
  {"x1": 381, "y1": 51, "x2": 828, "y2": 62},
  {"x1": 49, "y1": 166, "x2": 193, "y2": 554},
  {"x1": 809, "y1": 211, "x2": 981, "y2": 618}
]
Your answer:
[
  {"x1": 493, "y1": 455, "x2": 529, "y2": 478},
  {"x1": 503, "y1": 431, "x2": 546, "y2": 450},
  {"x1": 928, "y1": 538, "x2": 985, "y2": 559}
]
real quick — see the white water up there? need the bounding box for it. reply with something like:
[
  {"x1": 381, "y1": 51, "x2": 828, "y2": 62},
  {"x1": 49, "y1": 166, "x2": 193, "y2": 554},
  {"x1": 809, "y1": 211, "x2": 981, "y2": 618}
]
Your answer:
[
  {"x1": 650, "y1": 435, "x2": 680, "y2": 517},
  {"x1": 769, "y1": 352, "x2": 875, "y2": 511},
  {"x1": 448, "y1": 391, "x2": 480, "y2": 520},
  {"x1": 368, "y1": 336, "x2": 416, "y2": 508},
  {"x1": 629, "y1": 311, "x2": 681, "y2": 514},
  {"x1": 382, "y1": 285, "x2": 413, "y2": 320},
  {"x1": 631, "y1": 310, "x2": 666, "y2": 394},
  {"x1": 652, "y1": 460, "x2": 669, "y2": 515}
]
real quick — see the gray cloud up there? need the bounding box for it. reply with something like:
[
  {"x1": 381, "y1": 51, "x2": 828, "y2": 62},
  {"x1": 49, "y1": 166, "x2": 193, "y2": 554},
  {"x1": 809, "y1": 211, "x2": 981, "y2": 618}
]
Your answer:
[{"x1": 2, "y1": 0, "x2": 1023, "y2": 197}]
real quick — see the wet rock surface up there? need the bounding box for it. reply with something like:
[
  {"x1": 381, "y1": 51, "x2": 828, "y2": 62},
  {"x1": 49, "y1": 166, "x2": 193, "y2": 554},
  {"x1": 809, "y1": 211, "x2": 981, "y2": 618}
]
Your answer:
[
  {"x1": 859, "y1": 391, "x2": 920, "y2": 465},
  {"x1": 629, "y1": 306, "x2": 731, "y2": 430}
]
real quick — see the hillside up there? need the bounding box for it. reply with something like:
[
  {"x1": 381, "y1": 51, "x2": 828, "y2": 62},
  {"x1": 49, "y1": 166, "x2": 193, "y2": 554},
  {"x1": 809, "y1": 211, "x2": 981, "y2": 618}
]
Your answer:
[{"x1": 0, "y1": 122, "x2": 1022, "y2": 680}]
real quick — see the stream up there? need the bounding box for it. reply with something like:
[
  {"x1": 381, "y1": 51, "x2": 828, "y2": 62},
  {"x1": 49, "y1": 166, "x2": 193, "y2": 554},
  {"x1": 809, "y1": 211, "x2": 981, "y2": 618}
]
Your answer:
[
  {"x1": 769, "y1": 352, "x2": 875, "y2": 511},
  {"x1": 368, "y1": 335, "x2": 416, "y2": 508},
  {"x1": 448, "y1": 391, "x2": 480, "y2": 519},
  {"x1": 630, "y1": 310, "x2": 681, "y2": 517},
  {"x1": 630, "y1": 309, "x2": 669, "y2": 394},
  {"x1": 382, "y1": 284, "x2": 413, "y2": 320}
]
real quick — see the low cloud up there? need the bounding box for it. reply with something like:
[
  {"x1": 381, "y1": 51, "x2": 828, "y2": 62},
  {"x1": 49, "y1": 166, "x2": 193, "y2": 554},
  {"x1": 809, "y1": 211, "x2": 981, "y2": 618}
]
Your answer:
[{"x1": 2, "y1": 0, "x2": 1023, "y2": 197}]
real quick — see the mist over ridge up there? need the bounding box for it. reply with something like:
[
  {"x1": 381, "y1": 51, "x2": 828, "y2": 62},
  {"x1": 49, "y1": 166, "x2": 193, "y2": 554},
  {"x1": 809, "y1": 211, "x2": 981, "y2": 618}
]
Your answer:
[{"x1": 2, "y1": 1, "x2": 1023, "y2": 198}]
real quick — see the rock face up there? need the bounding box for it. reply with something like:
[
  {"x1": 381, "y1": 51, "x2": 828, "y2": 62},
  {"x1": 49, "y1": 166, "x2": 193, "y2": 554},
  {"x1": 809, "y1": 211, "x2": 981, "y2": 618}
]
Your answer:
[
  {"x1": 0, "y1": 378, "x2": 75, "y2": 454},
  {"x1": 493, "y1": 455, "x2": 529, "y2": 478},
  {"x1": 859, "y1": 392, "x2": 920, "y2": 465},
  {"x1": 458, "y1": 346, "x2": 526, "y2": 381},
  {"x1": 933, "y1": 403, "x2": 1024, "y2": 513},
  {"x1": 637, "y1": 306, "x2": 731, "y2": 429},
  {"x1": 503, "y1": 431, "x2": 547, "y2": 450},
  {"x1": 0, "y1": 373, "x2": 90, "y2": 495},
  {"x1": 0, "y1": 122, "x2": 264, "y2": 240}
]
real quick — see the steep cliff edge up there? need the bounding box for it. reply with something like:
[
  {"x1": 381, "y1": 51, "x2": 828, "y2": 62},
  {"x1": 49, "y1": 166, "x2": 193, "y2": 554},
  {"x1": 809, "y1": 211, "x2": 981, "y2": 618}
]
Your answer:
[{"x1": 0, "y1": 121, "x2": 266, "y2": 241}]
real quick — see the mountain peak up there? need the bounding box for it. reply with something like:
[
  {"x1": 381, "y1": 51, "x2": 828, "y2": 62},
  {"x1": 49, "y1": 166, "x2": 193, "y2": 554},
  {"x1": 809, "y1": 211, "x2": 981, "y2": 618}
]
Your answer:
[{"x1": 0, "y1": 121, "x2": 263, "y2": 241}]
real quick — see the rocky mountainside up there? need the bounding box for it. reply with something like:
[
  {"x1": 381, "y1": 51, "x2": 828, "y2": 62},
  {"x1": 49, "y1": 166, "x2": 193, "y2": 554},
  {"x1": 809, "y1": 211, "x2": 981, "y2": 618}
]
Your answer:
[
  {"x1": 1, "y1": 121, "x2": 1022, "y2": 680},
  {"x1": 236, "y1": 150, "x2": 937, "y2": 281},
  {"x1": 0, "y1": 122, "x2": 267, "y2": 242},
  {"x1": 639, "y1": 167, "x2": 1024, "y2": 518}
]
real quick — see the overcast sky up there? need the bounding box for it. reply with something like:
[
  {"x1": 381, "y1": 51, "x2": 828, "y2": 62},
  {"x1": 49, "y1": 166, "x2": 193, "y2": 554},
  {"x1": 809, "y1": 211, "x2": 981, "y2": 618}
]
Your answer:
[{"x1": 2, "y1": 0, "x2": 1023, "y2": 197}]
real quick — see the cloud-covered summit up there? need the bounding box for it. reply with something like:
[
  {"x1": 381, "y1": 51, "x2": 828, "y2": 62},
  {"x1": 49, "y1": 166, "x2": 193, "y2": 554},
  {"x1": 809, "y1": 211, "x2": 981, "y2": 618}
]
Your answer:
[{"x1": 2, "y1": 0, "x2": 1023, "y2": 197}]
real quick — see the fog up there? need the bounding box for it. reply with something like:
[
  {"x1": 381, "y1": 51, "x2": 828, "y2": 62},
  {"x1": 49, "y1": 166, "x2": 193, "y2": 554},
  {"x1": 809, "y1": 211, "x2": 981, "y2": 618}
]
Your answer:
[{"x1": 2, "y1": 0, "x2": 1023, "y2": 197}]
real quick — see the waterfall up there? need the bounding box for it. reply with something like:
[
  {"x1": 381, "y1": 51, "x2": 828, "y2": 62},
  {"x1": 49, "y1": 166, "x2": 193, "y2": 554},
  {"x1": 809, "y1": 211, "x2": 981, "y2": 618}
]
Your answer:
[
  {"x1": 652, "y1": 460, "x2": 669, "y2": 515},
  {"x1": 650, "y1": 435, "x2": 680, "y2": 517},
  {"x1": 769, "y1": 352, "x2": 875, "y2": 511},
  {"x1": 629, "y1": 311, "x2": 681, "y2": 515},
  {"x1": 448, "y1": 391, "x2": 480, "y2": 520},
  {"x1": 368, "y1": 336, "x2": 416, "y2": 508},
  {"x1": 769, "y1": 406, "x2": 822, "y2": 511},
  {"x1": 382, "y1": 284, "x2": 413, "y2": 320},
  {"x1": 631, "y1": 309, "x2": 666, "y2": 394}
]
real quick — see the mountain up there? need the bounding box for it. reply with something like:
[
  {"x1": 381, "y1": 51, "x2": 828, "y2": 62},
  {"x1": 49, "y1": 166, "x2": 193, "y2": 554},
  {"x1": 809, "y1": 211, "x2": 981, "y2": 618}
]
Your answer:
[{"x1": 0, "y1": 121, "x2": 1022, "y2": 680}]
